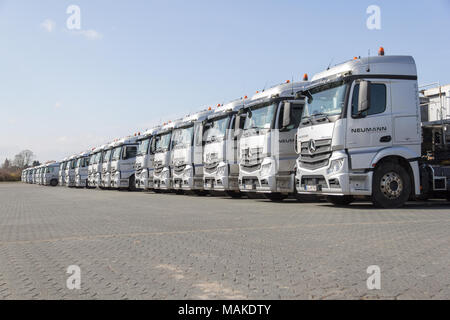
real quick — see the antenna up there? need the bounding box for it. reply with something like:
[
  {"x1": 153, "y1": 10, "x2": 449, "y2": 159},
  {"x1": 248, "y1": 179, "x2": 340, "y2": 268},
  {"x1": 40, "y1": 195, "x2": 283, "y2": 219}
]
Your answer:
[
  {"x1": 291, "y1": 75, "x2": 294, "y2": 95},
  {"x1": 366, "y1": 49, "x2": 371, "y2": 72},
  {"x1": 262, "y1": 80, "x2": 268, "y2": 92},
  {"x1": 327, "y1": 57, "x2": 334, "y2": 70}
]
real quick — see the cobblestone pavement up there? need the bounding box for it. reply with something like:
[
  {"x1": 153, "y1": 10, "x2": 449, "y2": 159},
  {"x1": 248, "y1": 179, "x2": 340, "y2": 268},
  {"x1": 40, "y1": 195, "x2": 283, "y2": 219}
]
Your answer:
[{"x1": 0, "y1": 182, "x2": 449, "y2": 299}]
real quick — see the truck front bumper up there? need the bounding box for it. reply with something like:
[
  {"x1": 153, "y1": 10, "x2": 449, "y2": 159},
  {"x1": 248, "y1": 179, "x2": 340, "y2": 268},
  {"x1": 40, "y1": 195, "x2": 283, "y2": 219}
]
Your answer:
[
  {"x1": 136, "y1": 169, "x2": 152, "y2": 190},
  {"x1": 203, "y1": 163, "x2": 239, "y2": 191},
  {"x1": 173, "y1": 166, "x2": 203, "y2": 191},
  {"x1": 75, "y1": 175, "x2": 87, "y2": 187},
  {"x1": 295, "y1": 154, "x2": 372, "y2": 196},
  {"x1": 239, "y1": 158, "x2": 294, "y2": 194},
  {"x1": 153, "y1": 168, "x2": 171, "y2": 190},
  {"x1": 66, "y1": 175, "x2": 76, "y2": 187},
  {"x1": 101, "y1": 172, "x2": 111, "y2": 188}
]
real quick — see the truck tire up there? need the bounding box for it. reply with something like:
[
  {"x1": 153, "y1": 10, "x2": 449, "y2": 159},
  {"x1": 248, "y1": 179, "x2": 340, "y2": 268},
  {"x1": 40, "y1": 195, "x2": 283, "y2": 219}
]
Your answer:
[
  {"x1": 263, "y1": 193, "x2": 288, "y2": 202},
  {"x1": 50, "y1": 179, "x2": 58, "y2": 187},
  {"x1": 372, "y1": 162, "x2": 411, "y2": 208},
  {"x1": 128, "y1": 175, "x2": 136, "y2": 191},
  {"x1": 326, "y1": 195, "x2": 354, "y2": 206},
  {"x1": 226, "y1": 191, "x2": 242, "y2": 199}
]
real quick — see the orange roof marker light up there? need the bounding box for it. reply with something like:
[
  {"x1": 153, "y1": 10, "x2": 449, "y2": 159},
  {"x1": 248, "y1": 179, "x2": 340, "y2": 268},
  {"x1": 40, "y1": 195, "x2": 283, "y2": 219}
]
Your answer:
[
  {"x1": 244, "y1": 95, "x2": 248, "y2": 99},
  {"x1": 208, "y1": 106, "x2": 212, "y2": 111},
  {"x1": 378, "y1": 47, "x2": 385, "y2": 56},
  {"x1": 285, "y1": 80, "x2": 290, "y2": 84},
  {"x1": 303, "y1": 73, "x2": 308, "y2": 81}
]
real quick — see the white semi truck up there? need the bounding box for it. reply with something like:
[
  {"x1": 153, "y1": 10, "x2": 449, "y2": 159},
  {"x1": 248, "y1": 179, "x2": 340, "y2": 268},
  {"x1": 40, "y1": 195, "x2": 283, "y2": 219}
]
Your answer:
[
  {"x1": 294, "y1": 51, "x2": 450, "y2": 208},
  {"x1": 65, "y1": 155, "x2": 77, "y2": 187},
  {"x1": 135, "y1": 127, "x2": 160, "y2": 190},
  {"x1": 203, "y1": 99, "x2": 245, "y2": 197},
  {"x1": 237, "y1": 80, "x2": 309, "y2": 201},
  {"x1": 100, "y1": 142, "x2": 115, "y2": 189},
  {"x1": 43, "y1": 162, "x2": 60, "y2": 186},
  {"x1": 152, "y1": 121, "x2": 180, "y2": 191},
  {"x1": 171, "y1": 109, "x2": 214, "y2": 193},
  {"x1": 87, "y1": 145, "x2": 103, "y2": 188},
  {"x1": 58, "y1": 159, "x2": 68, "y2": 186},
  {"x1": 110, "y1": 135, "x2": 139, "y2": 190},
  {"x1": 75, "y1": 151, "x2": 91, "y2": 187}
]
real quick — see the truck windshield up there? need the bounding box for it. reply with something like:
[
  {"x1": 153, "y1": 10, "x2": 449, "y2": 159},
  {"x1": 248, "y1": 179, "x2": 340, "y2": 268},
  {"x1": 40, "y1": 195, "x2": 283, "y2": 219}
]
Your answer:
[
  {"x1": 243, "y1": 103, "x2": 276, "y2": 130},
  {"x1": 90, "y1": 154, "x2": 96, "y2": 165},
  {"x1": 112, "y1": 147, "x2": 122, "y2": 160},
  {"x1": 302, "y1": 81, "x2": 347, "y2": 118},
  {"x1": 205, "y1": 116, "x2": 229, "y2": 143},
  {"x1": 103, "y1": 150, "x2": 112, "y2": 163},
  {"x1": 70, "y1": 160, "x2": 76, "y2": 169},
  {"x1": 154, "y1": 133, "x2": 171, "y2": 153},
  {"x1": 137, "y1": 138, "x2": 150, "y2": 156},
  {"x1": 76, "y1": 159, "x2": 82, "y2": 168},
  {"x1": 172, "y1": 126, "x2": 194, "y2": 149}
]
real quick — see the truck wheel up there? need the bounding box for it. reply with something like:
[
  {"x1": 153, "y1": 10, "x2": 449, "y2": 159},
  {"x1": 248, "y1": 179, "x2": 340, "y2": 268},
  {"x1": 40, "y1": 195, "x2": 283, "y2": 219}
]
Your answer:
[
  {"x1": 372, "y1": 162, "x2": 411, "y2": 208},
  {"x1": 296, "y1": 194, "x2": 319, "y2": 202},
  {"x1": 129, "y1": 176, "x2": 136, "y2": 191},
  {"x1": 226, "y1": 191, "x2": 242, "y2": 199},
  {"x1": 326, "y1": 195, "x2": 354, "y2": 206},
  {"x1": 263, "y1": 193, "x2": 288, "y2": 202},
  {"x1": 50, "y1": 179, "x2": 58, "y2": 187}
]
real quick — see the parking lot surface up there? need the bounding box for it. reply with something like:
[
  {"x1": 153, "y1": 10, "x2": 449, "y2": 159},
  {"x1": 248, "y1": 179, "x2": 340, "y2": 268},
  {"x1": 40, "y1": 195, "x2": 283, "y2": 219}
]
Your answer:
[{"x1": 0, "y1": 182, "x2": 449, "y2": 299}]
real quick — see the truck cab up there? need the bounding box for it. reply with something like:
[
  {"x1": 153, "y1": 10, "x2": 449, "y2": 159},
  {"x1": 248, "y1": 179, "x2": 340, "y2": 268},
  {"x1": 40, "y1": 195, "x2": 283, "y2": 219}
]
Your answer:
[
  {"x1": 135, "y1": 127, "x2": 160, "y2": 190},
  {"x1": 43, "y1": 162, "x2": 60, "y2": 186},
  {"x1": 65, "y1": 155, "x2": 77, "y2": 187},
  {"x1": 171, "y1": 109, "x2": 214, "y2": 193},
  {"x1": 75, "y1": 151, "x2": 91, "y2": 187},
  {"x1": 39, "y1": 165, "x2": 47, "y2": 185},
  {"x1": 238, "y1": 81, "x2": 308, "y2": 201},
  {"x1": 58, "y1": 159, "x2": 68, "y2": 186},
  {"x1": 110, "y1": 136, "x2": 139, "y2": 190},
  {"x1": 100, "y1": 142, "x2": 115, "y2": 189},
  {"x1": 294, "y1": 53, "x2": 449, "y2": 208},
  {"x1": 34, "y1": 166, "x2": 42, "y2": 184},
  {"x1": 203, "y1": 99, "x2": 245, "y2": 196},
  {"x1": 152, "y1": 121, "x2": 180, "y2": 191},
  {"x1": 87, "y1": 145, "x2": 106, "y2": 188}
]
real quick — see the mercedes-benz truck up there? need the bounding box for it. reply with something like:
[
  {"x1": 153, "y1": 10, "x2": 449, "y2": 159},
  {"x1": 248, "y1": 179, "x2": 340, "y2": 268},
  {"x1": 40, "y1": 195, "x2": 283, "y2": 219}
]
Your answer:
[
  {"x1": 100, "y1": 142, "x2": 115, "y2": 189},
  {"x1": 171, "y1": 109, "x2": 214, "y2": 194},
  {"x1": 65, "y1": 155, "x2": 77, "y2": 187},
  {"x1": 43, "y1": 162, "x2": 60, "y2": 186},
  {"x1": 203, "y1": 99, "x2": 245, "y2": 197},
  {"x1": 75, "y1": 151, "x2": 91, "y2": 187},
  {"x1": 135, "y1": 127, "x2": 160, "y2": 190},
  {"x1": 110, "y1": 135, "x2": 139, "y2": 190},
  {"x1": 237, "y1": 80, "x2": 309, "y2": 201},
  {"x1": 294, "y1": 49, "x2": 450, "y2": 208}
]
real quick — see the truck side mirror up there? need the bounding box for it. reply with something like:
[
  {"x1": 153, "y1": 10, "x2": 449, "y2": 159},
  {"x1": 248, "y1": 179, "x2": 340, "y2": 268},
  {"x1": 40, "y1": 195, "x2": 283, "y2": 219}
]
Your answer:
[
  {"x1": 358, "y1": 80, "x2": 371, "y2": 115},
  {"x1": 234, "y1": 115, "x2": 241, "y2": 136},
  {"x1": 282, "y1": 102, "x2": 291, "y2": 128}
]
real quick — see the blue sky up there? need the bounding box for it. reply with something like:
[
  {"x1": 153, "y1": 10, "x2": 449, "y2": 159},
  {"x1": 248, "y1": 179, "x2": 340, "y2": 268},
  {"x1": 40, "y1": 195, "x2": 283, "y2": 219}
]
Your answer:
[{"x1": 1, "y1": 0, "x2": 449, "y2": 162}]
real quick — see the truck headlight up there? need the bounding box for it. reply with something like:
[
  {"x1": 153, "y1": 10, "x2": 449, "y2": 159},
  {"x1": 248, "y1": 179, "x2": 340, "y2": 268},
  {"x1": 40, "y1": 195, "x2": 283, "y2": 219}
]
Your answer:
[
  {"x1": 217, "y1": 164, "x2": 226, "y2": 177},
  {"x1": 184, "y1": 167, "x2": 193, "y2": 177},
  {"x1": 261, "y1": 162, "x2": 272, "y2": 177},
  {"x1": 327, "y1": 158, "x2": 345, "y2": 175}
]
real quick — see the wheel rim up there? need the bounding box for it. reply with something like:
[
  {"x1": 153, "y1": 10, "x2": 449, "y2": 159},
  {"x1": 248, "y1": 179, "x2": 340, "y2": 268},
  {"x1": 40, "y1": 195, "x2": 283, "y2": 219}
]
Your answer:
[{"x1": 380, "y1": 171, "x2": 403, "y2": 199}]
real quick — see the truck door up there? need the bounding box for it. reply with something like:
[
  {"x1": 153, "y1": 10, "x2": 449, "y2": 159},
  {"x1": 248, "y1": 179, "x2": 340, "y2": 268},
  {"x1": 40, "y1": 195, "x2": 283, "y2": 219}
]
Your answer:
[
  {"x1": 346, "y1": 80, "x2": 392, "y2": 170},
  {"x1": 122, "y1": 145, "x2": 137, "y2": 176},
  {"x1": 275, "y1": 100, "x2": 304, "y2": 173}
]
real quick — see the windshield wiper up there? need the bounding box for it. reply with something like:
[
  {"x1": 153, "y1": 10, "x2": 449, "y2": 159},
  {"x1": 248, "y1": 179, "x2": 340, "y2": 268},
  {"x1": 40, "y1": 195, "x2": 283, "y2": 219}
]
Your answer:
[
  {"x1": 301, "y1": 116, "x2": 311, "y2": 125},
  {"x1": 312, "y1": 113, "x2": 330, "y2": 122}
]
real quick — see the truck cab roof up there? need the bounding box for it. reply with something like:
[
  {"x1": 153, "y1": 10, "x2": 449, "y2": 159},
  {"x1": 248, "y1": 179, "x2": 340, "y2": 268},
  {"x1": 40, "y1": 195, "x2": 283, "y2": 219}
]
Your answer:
[
  {"x1": 310, "y1": 55, "x2": 417, "y2": 84},
  {"x1": 246, "y1": 81, "x2": 310, "y2": 107},
  {"x1": 208, "y1": 98, "x2": 246, "y2": 120}
]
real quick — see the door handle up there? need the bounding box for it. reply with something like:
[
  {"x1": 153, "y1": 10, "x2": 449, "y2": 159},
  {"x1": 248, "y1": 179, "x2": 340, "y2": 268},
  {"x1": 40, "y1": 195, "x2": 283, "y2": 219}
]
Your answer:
[{"x1": 380, "y1": 135, "x2": 391, "y2": 143}]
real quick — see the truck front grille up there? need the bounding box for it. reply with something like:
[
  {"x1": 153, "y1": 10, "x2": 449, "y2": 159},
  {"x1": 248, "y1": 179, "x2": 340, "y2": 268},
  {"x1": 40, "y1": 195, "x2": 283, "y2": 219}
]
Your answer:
[
  {"x1": 241, "y1": 147, "x2": 263, "y2": 167},
  {"x1": 299, "y1": 139, "x2": 332, "y2": 170}
]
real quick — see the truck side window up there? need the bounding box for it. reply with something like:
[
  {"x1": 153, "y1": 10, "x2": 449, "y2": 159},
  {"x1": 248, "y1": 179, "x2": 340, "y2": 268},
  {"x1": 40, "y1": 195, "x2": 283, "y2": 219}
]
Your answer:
[
  {"x1": 124, "y1": 146, "x2": 137, "y2": 159},
  {"x1": 278, "y1": 103, "x2": 303, "y2": 130},
  {"x1": 351, "y1": 83, "x2": 387, "y2": 117}
]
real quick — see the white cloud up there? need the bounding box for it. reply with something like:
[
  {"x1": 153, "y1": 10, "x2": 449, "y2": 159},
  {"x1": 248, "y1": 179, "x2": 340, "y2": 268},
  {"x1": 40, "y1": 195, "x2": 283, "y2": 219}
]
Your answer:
[{"x1": 40, "y1": 19, "x2": 56, "y2": 32}]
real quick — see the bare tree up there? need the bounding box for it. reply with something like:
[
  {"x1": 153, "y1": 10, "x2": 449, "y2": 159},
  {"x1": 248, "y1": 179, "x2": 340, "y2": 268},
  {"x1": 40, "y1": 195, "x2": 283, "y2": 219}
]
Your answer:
[
  {"x1": 2, "y1": 158, "x2": 11, "y2": 169},
  {"x1": 13, "y1": 150, "x2": 34, "y2": 169}
]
